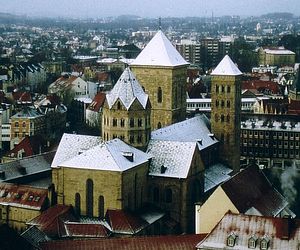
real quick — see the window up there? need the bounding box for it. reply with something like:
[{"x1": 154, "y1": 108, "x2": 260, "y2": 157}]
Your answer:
[
  {"x1": 113, "y1": 118, "x2": 117, "y2": 127},
  {"x1": 248, "y1": 237, "x2": 257, "y2": 249},
  {"x1": 137, "y1": 135, "x2": 142, "y2": 143},
  {"x1": 153, "y1": 187, "x2": 159, "y2": 202},
  {"x1": 86, "y1": 179, "x2": 93, "y2": 217},
  {"x1": 157, "y1": 87, "x2": 162, "y2": 103},
  {"x1": 222, "y1": 85, "x2": 225, "y2": 93},
  {"x1": 157, "y1": 122, "x2": 162, "y2": 129},
  {"x1": 138, "y1": 118, "x2": 142, "y2": 127},
  {"x1": 227, "y1": 100, "x2": 230, "y2": 108},
  {"x1": 129, "y1": 136, "x2": 134, "y2": 144},
  {"x1": 215, "y1": 114, "x2": 219, "y2": 122},
  {"x1": 221, "y1": 100, "x2": 225, "y2": 107},
  {"x1": 22, "y1": 122, "x2": 26, "y2": 128},
  {"x1": 15, "y1": 122, "x2": 19, "y2": 127},
  {"x1": 221, "y1": 114, "x2": 225, "y2": 122},
  {"x1": 216, "y1": 85, "x2": 219, "y2": 93},
  {"x1": 117, "y1": 102, "x2": 121, "y2": 110},
  {"x1": 121, "y1": 119, "x2": 125, "y2": 127},
  {"x1": 165, "y1": 188, "x2": 172, "y2": 203},
  {"x1": 75, "y1": 193, "x2": 81, "y2": 215},
  {"x1": 216, "y1": 100, "x2": 219, "y2": 107},
  {"x1": 227, "y1": 233, "x2": 237, "y2": 247},
  {"x1": 98, "y1": 195, "x2": 104, "y2": 218},
  {"x1": 226, "y1": 115, "x2": 230, "y2": 123},
  {"x1": 227, "y1": 86, "x2": 231, "y2": 93},
  {"x1": 260, "y1": 239, "x2": 269, "y2": 250},
  {"x1": 130, "y1": 118, "x2": 134, "y2": 127}
]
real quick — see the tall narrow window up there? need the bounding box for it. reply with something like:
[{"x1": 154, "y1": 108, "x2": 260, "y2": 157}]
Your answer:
[
  {"x1": 227, "y1": 100, "x2": 230, "y2": 108},
  {"x1": 130, "y1": 118, "x2": 134, "y2": 127},
  {"x1": 157, "y1": 122, "x2": 162, "y2": 129},
  {"x1": 117, "y1": 102, "x2": 121, "y2": 110},
  {"x1": 120, "y1": 119, "x2": 125, "y2": 127},
  {"x1": 113, "y1": 118, "x2": 117, "y2": 127},
  {"x1": 75, "y1": 193, "x2": 81, "y2": 215},
  {"x1": 98, "y1": 195, "x2": 104, "y2": 218},
  {"x1": 86, "y1": 179, "x2": 93, "y2": 217},
  {"x1": 138, "y1": 118, "x2": 142, "y2": 127},
  {"x1": 153, "y1": 187, "x2": 159, "y2": 202},
  {"x1": 165, "y1": 188, "x2": 172, "y2": 203},
  {"x1": 157, "y1": 87, "x2": 162, "y2": 103}
]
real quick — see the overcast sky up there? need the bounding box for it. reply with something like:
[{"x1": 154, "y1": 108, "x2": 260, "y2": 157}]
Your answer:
[{"x1": 1, "y1": 0, "x2": 300, "y2": 18}]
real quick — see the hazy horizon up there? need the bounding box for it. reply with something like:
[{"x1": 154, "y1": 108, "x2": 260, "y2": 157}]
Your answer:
[{"x1": 1, "y1": 0, "x2": 300, "y2": 19}]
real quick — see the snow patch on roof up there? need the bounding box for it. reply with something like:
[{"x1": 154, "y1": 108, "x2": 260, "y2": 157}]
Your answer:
[
  {"x1": 106, "y1": 68, "x2": 149, "y2": 110},
  {"x1": 211, "y1": 55, "x2": 242, "y2": 76},
  {"x1": 131, "y1": 30, "x2": 188, "y2": 67}
]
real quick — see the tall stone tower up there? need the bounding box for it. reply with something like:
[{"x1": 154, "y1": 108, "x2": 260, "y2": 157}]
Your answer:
[
  {"x1": 289, "y1": 67, "x2": 300, "y2": 100},
  {"x1": 131, "y1": 30, "x2": 189, "y2": 129},
  {"x1": 102, "y1": 67, "x2": 151, "y2": 150},
  {"x1": 211, "y1": 55, "x2": 242, "y2": 172}
]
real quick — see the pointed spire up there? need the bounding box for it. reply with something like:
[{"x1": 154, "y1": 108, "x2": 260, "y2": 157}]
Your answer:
[
  {"x1": 106, "y1": 68, "x2": 149, "y2": 110},
  {"x1": 211, "y1": 55, "x2": 242, "y2": 76},
  {"x1": 131, "y1": 30, "x2": 188, "y2": 67}
]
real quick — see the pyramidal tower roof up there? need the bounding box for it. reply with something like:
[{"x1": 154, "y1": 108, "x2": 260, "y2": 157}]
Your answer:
[
  {"x1": 106, "y1": 67, "x2": 149, "y2": 110},
  {"x1": 131, "y1": 30, "x2": 188, "y2": 67},
  {"x1": 211, "y1": 55, "x2": 242, "y2": 76}
]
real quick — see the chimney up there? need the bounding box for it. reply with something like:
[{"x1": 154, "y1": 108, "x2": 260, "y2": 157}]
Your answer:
[{"x1": 281, "y1": 215, "x2": 293, "y2": 240}]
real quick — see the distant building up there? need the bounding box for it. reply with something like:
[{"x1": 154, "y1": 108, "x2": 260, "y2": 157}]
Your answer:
[
  {"x1": 86, "y1": 92, "x2": 106, "y2": 131},
  {"x1": 175, "y1": 40, "x2": 201, "y2": 66},
  {"x1": 258, "y1": 47, "x2": 296, "y2": 67}
]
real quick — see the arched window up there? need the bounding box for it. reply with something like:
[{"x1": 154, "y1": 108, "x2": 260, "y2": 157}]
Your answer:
[
  {"x1": 130, "y1": 118, "x2": 134, "y2": 127},
  {"x1": 227, "y1": 86, "x2": 231, "y2": 93},
  {"x1": 221, "y1": 114, "x2": 225, "y2": 122},
  {"x1": 215, "y1": 114, "x2": 219, "y2": 122},
  {"x1": 221, "y1": 100, "x2": 225, "y2": 107},
  {"x1": 157, "y1": 87, "x2": 162, "y2": 103},
  {"x1": 113, "y1": 118, "x2": 117, "y2": 127},
  {"x1": 153, "y1": 187, "x2": 159, "y2": 202},
  {"x1": 86, "y1": 179, "x2": 93, "y2": 217},
  {"x1": 165, "y1": 188, "x2": 172, "y2": 203},
  {"x1": 157, "y1": 122, "x2": 162, "y2": 129},
  {"x1": 227, "y1": 100, "x2": 230, "y2": 108},
  {"x1": 120, "y1": 119, "x2": 125, "y2": 127},
  {"x1": 216, "y1": 85, "x2": 219, "y2": 93},
  {"x1": 138, "y1": 118, "x2": 142, "y2": 127},
  {"x1": 22, "y1": 122, "x2": 26, "y2": 128},
  {"x1": 15, "y1": 122, "x2": 19, "y2": 127},
  {"x1": 75, "y1": 193, "x2": 81, "y2": 215},
  {"x1": 98, "y1": 195, "x2": 104, "y2": 218},
  {"x1": 117, "y1": 102, "x2": 121, "y2": 110},
  {"x1": 226, "y1": 114, "x2": 230, "y2": 123}
]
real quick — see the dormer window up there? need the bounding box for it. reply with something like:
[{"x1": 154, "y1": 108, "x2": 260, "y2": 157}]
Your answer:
[
  {"x1": 248, "y1": 235, "x2": 258, "y2": 249},
  {"x1": 260, "y1": 235, "x2": 270, "y2": 250},
  {"x1": 227, "y1": 232, "x2": 237, "y2": 247}
]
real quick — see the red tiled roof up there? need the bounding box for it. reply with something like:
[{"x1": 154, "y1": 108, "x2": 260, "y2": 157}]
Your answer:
[
  {"x1": 242, "y1": 80, "x2": 281, "y2": 94},
  {"x1": 87, "y1": 92, "x2": 106, "y2": 112},
  {"x1": 0, "y1": 183, "x2": 48, "y2": 210},
  {"x1": 259, "y1": 98, "x2": 289, "y2": 114},
  {"x1": 12, "y1": 91, "x2": 32, "y2": 103},
  {"x1": 105, "y1": 209, "x2": 148, "y2": 235},
  {"x1": 27, "y1": 205, "x2": 75, "y2": 238},
  {"x1": 288, "y1": 99, "x2": 300, "y2": 115},
  {"x1": 197, "y1": 212, "x2": 300, "y2": 249},
  {"x1": 62, "y1": 222, "x2": 110, "y2": 238},
  {"x1": 41, "y1": 234, "x2": 206, "y2": 250},
  {"x1": 221, "y1": 165, "x2": 288, "y2": 216}
]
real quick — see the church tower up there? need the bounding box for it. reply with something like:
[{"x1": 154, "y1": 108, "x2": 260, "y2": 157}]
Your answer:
[
  {"x1": 131, "y1": 30, "x2": 189, "y2": 129},
  {"x1": 289, "y1": 67, "x2": 300, "y2": 100},
  {"x1": 102, "y1": 67, "x2": 151, "y2": 150},
  {"x1": 211, "y1": 55, "x2": 242, "y2": 172}
]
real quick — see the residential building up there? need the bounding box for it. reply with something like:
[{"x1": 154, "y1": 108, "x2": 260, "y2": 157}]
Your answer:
[
  {"x1": 10, "y1": 107, "x2": 45, "y2": 150},
  {"x1": 195, "y1": 165, "x2": 294, "y2": 234},
  {"x1": 197, "y1": 212, "x2": 300, "y2": 250},
  {"x1": 86, "y1": 92, "x2": 106, "y2": 131},
  {"x1": 0, "y1": 183, "x2": 49, "y2": 231},
  {"x1": 175, "y1": 40, "x2": 201, "y2": 66}
]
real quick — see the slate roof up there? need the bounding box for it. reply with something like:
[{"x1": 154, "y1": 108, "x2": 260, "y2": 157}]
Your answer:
[
  {"x1": 11, "y1": 106, "x2": 44, "y2": 119},
  {"x1": 61, "y1": 222, "x2": 110, "y2": 238},
  {"x1": 221, "y1": 165, "x2": 289, "y2": 217},
  {"x1": 197, "y1": 212, "x2": 300, "y2": 250},
  {"x1": 0, "y1": 151, "x2": 55, "y2": 183},
  {"x1": 131, "y1": 30, "x2": 188, "y2": 67},
  {"x1": 0, "y1": 183, "x2": 48, "y2": 210},
  {"x1": 211, "y1": 55, "x2": 242, "y2": 76},
  {"x1": 147, "y1": 140, "x2": 197, "y2": 178},
  {"x1": 151, "y1": 115, "x2": 218, "y2": 151},
  {"x1": 41, "y1": 234, "x2": 206, "y2": 250},
  {"x1": 87, "y1": 92, "x2": 106, "y2": 112},
  {"x1": 51, "y1": 133, "x2": 102, "y2": 168},
  {"x1": 21, "y1": 225, "x2": 50, "y2": 249},
  {"x1": 53, "y1": 134, "x2": 150, "y2": 172},
  {"x1": 106, "y1": 67, "x2": 149, "y2": 110}
]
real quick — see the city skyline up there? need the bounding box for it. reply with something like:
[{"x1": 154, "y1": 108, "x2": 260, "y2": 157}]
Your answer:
[{"x1": 1, "y1": 0, "x2": 300, "y2": 19}]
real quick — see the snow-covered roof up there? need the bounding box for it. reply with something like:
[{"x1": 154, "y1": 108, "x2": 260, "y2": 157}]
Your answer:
[
  {"x1": 106, "y1": 67, "x2": 149, "y2": 110},
  {"x1": 151, "y1": 115, "x2": 218, "y2": 151},
  {"x1": 264, "y1": 48, "x2": 295, "y2": 55},
  {"x1": 131, "y1": 30, "x2": 189, "y2": 67},
  {"x1": 204, "y1": 163, "x2": 232, "y2": 192},
  {"x1": 211, "y1": 55, "x2": 242, "y2": 76},
  {"x1": 51, "y1": 133, "x2": 102, "y2": 168},
  {"x1": 147, "y1": 140, "x2": 197, "y2": 178},
  {"x1": 57, "y1": 138, "x2": 150, "y2": 172}
]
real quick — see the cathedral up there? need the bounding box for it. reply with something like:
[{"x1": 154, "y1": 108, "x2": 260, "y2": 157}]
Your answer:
[{"x1": 51, "y1": 30, "x2": 242, "y2": 233}]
